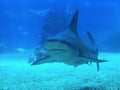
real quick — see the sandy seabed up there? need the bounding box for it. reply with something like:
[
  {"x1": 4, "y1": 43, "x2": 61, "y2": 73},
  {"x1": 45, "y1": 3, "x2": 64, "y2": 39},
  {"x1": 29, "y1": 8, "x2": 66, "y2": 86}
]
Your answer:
[{"x1": 0, "y1": 52, "x2": 120, "y2": 90}]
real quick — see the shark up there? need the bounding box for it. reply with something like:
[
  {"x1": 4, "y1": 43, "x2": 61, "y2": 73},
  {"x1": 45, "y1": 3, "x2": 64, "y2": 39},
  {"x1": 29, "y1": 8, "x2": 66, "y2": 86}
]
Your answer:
[{"x1": 31, "y1": 10, "x2": 107, "y2": 71}]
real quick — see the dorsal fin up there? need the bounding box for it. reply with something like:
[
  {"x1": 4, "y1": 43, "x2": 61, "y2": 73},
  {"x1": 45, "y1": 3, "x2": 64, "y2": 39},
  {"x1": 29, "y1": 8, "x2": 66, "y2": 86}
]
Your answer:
[{"x1": 69, "y1": 10, "x2": 79, "y2": 36}]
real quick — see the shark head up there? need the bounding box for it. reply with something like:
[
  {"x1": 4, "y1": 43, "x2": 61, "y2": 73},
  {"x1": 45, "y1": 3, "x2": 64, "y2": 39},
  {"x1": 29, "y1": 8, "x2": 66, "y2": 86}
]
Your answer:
[{"x1": 31, "y1": 10, "x2": 107, "y2": 71}]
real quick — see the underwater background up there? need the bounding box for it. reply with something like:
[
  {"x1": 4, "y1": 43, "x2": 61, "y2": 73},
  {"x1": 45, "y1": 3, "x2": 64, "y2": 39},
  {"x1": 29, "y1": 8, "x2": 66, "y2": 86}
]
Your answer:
[{"x1": 0, "y1": 0, "x2": 120, "y2": 90}]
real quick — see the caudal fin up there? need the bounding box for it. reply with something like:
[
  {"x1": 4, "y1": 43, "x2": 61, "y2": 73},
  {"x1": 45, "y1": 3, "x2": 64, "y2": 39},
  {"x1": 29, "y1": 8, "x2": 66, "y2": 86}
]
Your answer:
[
  {"x1": 93, "y1": 58, "x2": 107, "y2": 71},
  {"x1": 87, "y1": 31, "x2": 101, "y2": 71},
  {"x1": 82, "y1": 56, "x2": 107, "y2": 71},
  {"x1": 87, "y1": 31, "x2": 95, "y2": 47}
]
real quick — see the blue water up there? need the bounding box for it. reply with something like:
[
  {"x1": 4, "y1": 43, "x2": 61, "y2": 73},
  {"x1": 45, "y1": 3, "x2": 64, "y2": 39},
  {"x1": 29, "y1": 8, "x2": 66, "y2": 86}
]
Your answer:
[
  {"x1": 0, "y1": 0, "x2": 120, "y2": 90},
  {"x1": 0, "y1": 0, "x2": 120, "y2": 52}
]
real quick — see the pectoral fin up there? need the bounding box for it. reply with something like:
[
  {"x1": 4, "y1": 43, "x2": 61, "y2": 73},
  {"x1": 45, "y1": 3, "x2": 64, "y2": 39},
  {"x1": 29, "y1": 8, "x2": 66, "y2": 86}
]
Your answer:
[{"x1": 31, "y1": 56, "x2": 56, "y2": 65}]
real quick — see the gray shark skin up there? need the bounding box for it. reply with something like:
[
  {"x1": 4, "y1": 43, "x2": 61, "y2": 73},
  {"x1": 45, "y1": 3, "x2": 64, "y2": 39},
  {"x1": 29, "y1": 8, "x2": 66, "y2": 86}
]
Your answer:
[
  {"x1": 31, "y1": 10, "x2": 107, "y2": 71},
  {"x1": 32, "y1": 40, "x2": 106, "y2": 67},
  {"x1": 47, "y1": 11, "x2": 98, "y2": 59}
]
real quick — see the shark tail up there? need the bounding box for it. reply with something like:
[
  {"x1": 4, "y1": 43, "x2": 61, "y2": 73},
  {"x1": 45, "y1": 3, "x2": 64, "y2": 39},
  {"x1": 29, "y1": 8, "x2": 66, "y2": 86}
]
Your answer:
[
  {"x1": 87, "y1": 31, "x2": 98, "y2": 53},
  {"x1": 96, "y1": 61, "x2": 100, "y2": 71},
  {"x1": 92, "y1": 58, "x2": 107, "y2": 71},
  {"x1": 83, "y1": 56, "x2": 107, "y2": 71},
  {"x1": 87, "y1": 31, "x2": 95, "y2": 47},
  {"x1": 87, "y1": 57, "x2": 107, "y2": 63},
  {"x1": 95, "y1": 49, "x2": 99, "y2": 71},
  {"x1": 96, "y1": 59, "x2": 107, "y2": 63},
  {"x1": 87, "y1": 31, "x2": 101, "y2": 71}
]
